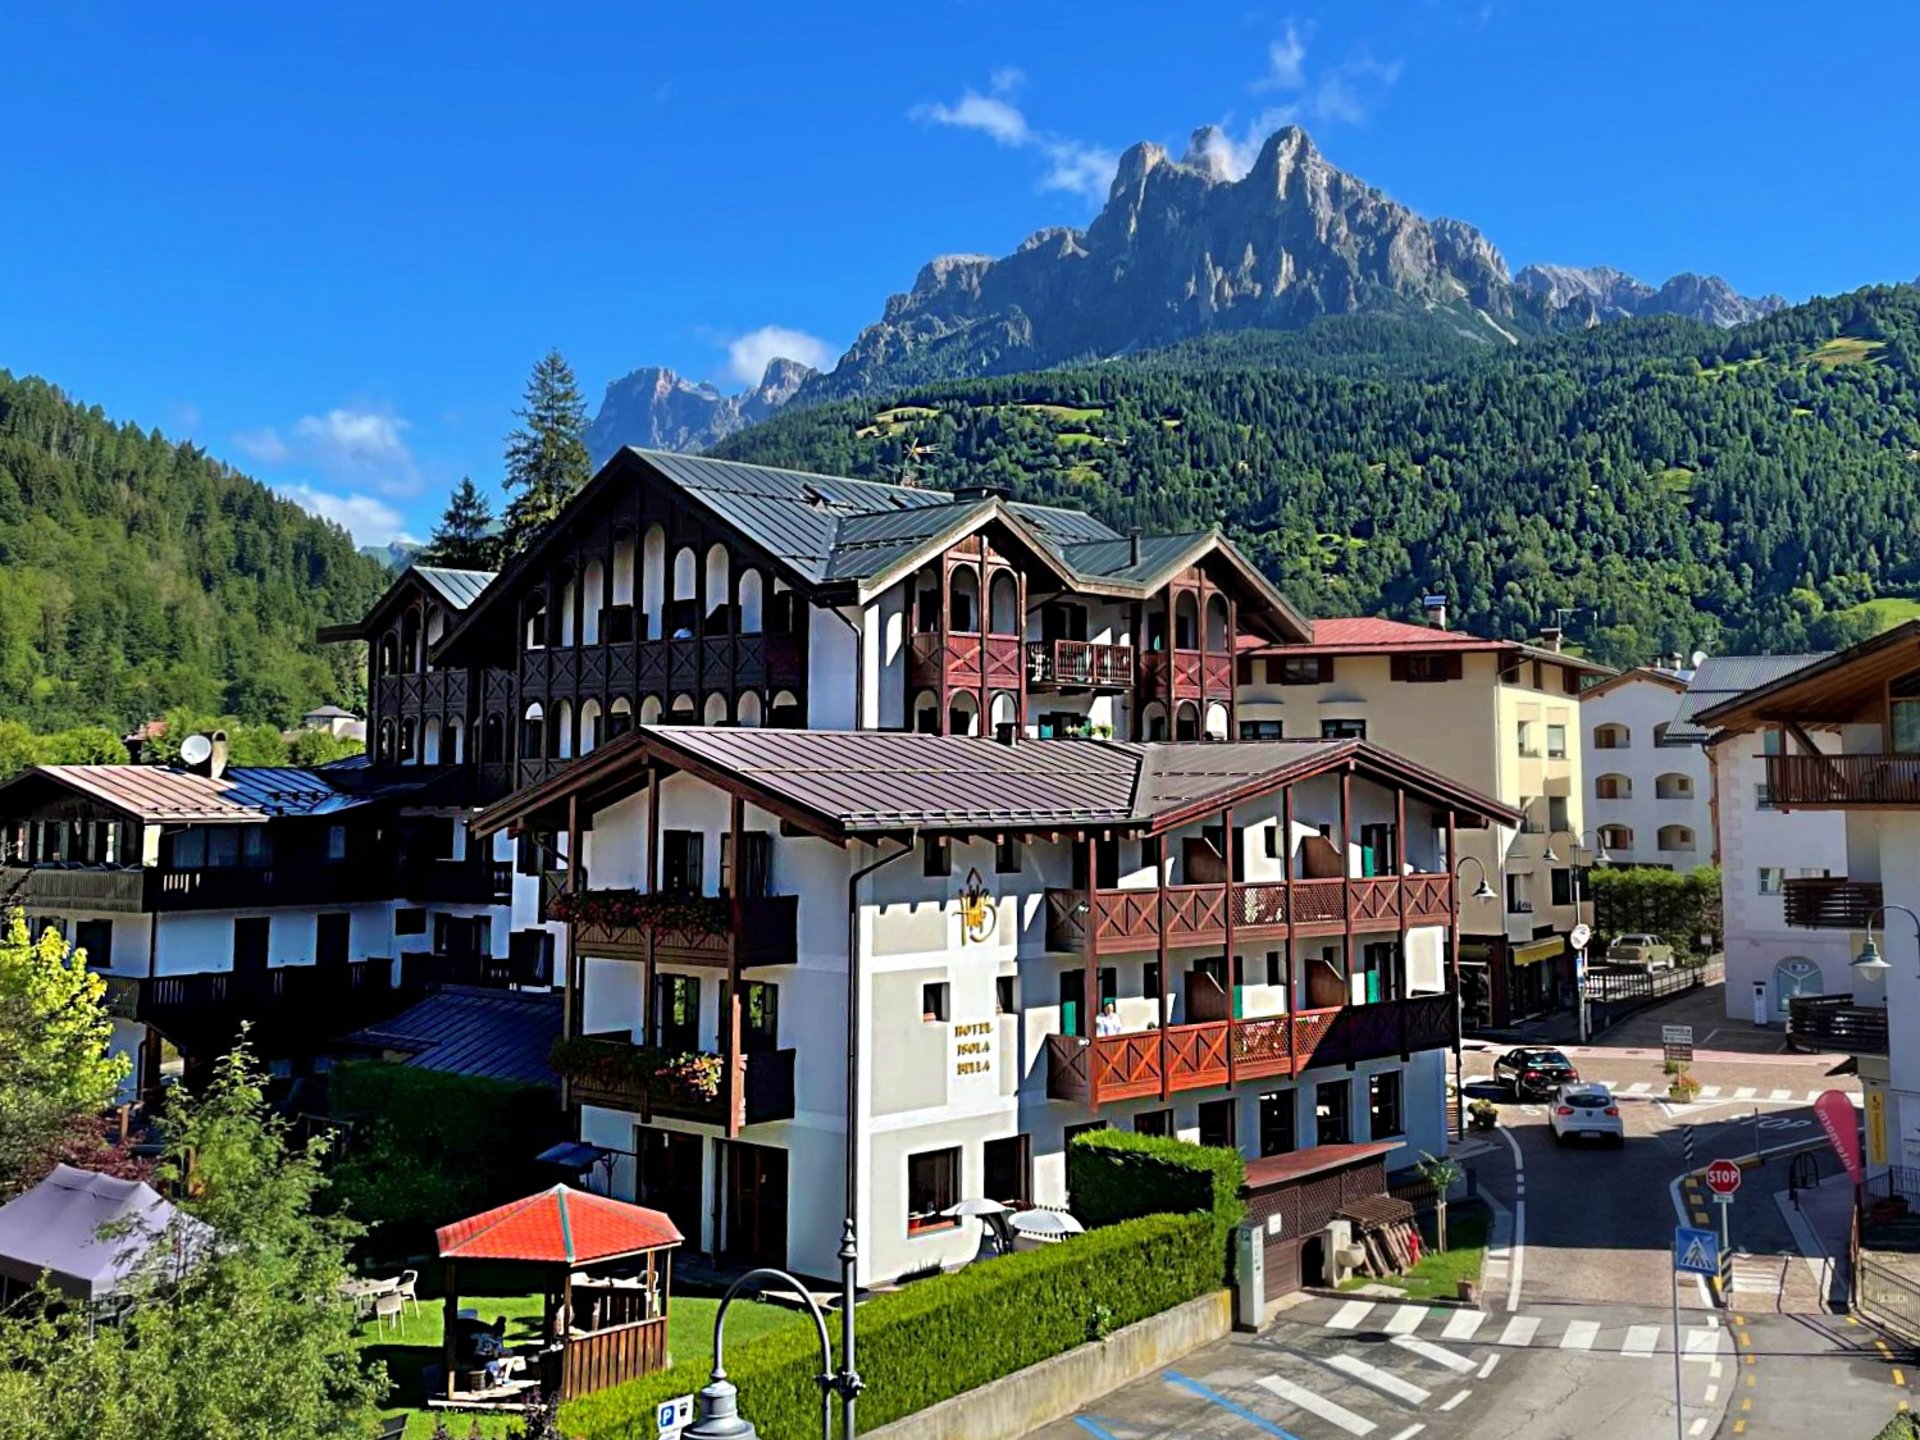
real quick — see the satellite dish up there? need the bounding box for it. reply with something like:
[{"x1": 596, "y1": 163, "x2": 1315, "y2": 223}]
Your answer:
[
  {"x1": 1570, "y1": 923, "x2": 1593, "y2": 952},
  {"x1": 178, "y1": 734, "x2": 213, "y2": 767},
  {"x1": 1690, "y1": 650, "x2": 1709, "y2": 668}
]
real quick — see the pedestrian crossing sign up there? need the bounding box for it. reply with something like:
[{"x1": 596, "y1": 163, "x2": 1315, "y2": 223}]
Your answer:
[{"x1": 1674, "y1": 1225, "x2": 1720, "y2": 1276}]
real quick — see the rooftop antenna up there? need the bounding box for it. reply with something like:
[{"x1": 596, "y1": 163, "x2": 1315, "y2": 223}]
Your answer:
[{"x1": 896, "y1": 442, "x2": 941, "y2": 490}]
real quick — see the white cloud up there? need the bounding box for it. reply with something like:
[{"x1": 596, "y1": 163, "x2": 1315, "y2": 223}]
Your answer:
[
  {"x1": 230, "y1": 405, "x2": 420, "y2": 495},
  {"x1": 1253, "y1": 22, "x2": 1309, "y2": 92},
  {"x1": 277, "y1": 484, "x2": 413, "y2": 547},
  {"x1": 725, "y1": 326, "x2": 837, "y2": 386},
  {"x1": 233, "y1": 427, "x2": 290, "y2": 464},
  {"x1": 912, "y1": 74, "x2": 1119, "y2": 202},
  {"x1": 1198, "y1": 25, "x2": 1404, "y2": 178}
]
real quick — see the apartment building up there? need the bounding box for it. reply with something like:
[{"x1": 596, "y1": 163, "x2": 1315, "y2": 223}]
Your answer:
[
  {"x1": 1667, "y1": 656, "x2": 1850, "y2": 1023},
  {"x1": 1695, "y1": 624, "x2": 1920, "y2": 1172},
  {"x1": 1236, "y1": 607, "x2": 1607, "y2": 1029},
  {"x1": 1580, "y1": 667, "x2": 1713, "y2": 870},
  {"x1": 476, "y1": 727, "x2": 1515, "y2": 1288}
]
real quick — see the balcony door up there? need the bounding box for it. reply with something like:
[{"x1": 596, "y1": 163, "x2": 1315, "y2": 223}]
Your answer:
[
  {"x1": 1041, "y1": 604, "x2": 1088, "y2": 642},
  {"x1": 635, "y1": 1127, "x2": 705, "y2": 1253},
  {"x1": 232, "y1": 917, "x2": 270, "y2": 987},
  {"x1": 654, "y1": 974, "x2": 701, "y2": 1054},
  {"x1": 315, "y1": 912, "x2": 350, "y2": 969},
  {"x1": 1187, "y1": 956, "x2": 1242, "y2": 1022},
  {"x1": 722, "y1": 1142, "x2": 788, "y2": 1269}
]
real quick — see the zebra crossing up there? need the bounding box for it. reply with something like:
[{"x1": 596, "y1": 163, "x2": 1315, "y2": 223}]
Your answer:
[
  {"x1": 1305, "y1": 1297, "x2": 1728, "y2": 1361},
  {"x1": 1466, "y1": 1073, "x2": 1835, "y2": 1104}
]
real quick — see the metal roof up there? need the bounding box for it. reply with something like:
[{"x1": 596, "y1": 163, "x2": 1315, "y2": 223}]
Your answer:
[
  {"x1": 822, "y1": 500, "x2": 997, "y2": 581},
  {"x1": 344, "y1": 985, "x2": 562, "y2": 1088},
  {"x1": 1008, "y1": 501, "x2": 1121, "y2": 546},
  {"x1": 4, "y1": 763, "x2": 429, "y2": 823},
  {"x1": 1667, "y1": 653, "x2": 1829, "y2": 743},
  {"x1": 412, "y1": 566, "x2": 496, "y2": 611},
  {"x1": 1059, "y1": 533, "x2": 1212, "y2": 584}
]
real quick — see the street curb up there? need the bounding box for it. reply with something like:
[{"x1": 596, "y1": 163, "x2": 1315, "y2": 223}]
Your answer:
[{"x1": 1297, "y1": 1285, "x2": 1477, "y2": 1311}]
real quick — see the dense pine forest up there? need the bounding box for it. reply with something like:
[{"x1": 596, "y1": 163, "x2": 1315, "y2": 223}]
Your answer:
[
  {"x1": 717, "y1": 286, "x2": 1920, "y2": 668},
  {"x1": 0, "y1": 372, "x2": 388, "y2": 732}
]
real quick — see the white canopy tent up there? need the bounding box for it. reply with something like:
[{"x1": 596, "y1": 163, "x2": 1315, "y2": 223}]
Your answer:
[{"x1": 0, "y1": 1164, "x2": 207, "y2": 1304}]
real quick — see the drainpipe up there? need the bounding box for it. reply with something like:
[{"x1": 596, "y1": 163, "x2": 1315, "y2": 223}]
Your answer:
[{"x1": 839, "y1": 831, "x2": 915, "y2": 1439}]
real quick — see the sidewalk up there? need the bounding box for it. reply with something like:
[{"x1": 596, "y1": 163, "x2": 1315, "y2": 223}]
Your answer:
[
  {"x1": 1773, "y1": 1172, "x2": 1854, "y2": 1311},
  {"x1": 1470, "y1": 980, "x2": 1839, "y2": 1063}
]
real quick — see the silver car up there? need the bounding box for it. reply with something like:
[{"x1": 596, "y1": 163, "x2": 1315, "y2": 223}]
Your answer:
[{"x1": 1550, "y1": 1083, "x2": 1624, "y2": 1146}]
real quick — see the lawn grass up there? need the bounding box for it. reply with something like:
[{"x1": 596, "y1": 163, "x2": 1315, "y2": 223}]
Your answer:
[
  {"x1": 1833, "y1": 596, "x2": 1920, "y2": 634},
  {"x1": 1339, "y1": 1203, "x2": 1491, "y2": 1303},
  {"x1": 1809, "y1": 336, "x2": 1885, "y2": 367},
  {"x1": 1012, "y1": 402, "x2": 1104, "y2": 423},
  {"x1": 355, "y1": 1291, "x2": 805, "y2": 1437}
]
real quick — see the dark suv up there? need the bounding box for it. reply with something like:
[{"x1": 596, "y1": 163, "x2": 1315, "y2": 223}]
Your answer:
[{"x1": 1493, "y1": 1047, "x2": 1580, "y2": 1100}]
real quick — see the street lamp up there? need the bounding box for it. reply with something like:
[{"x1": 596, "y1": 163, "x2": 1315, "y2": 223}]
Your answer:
[
  {"x1": 1451, "y1": 857, "x2": 1497, "y2": 1136},
  {"x1": 1854, "y1": 904, "x2": 1920, "y2": 980},
  {"x1": 1547, "y1": 831, "x2": 1608, "y2": 1043},
  {"x1": 685, "y1": 1267, "x2": 838, "y2": 1440},
  {"x1": 1454, "y1": 855, "x2": 1496, "y2": 902}
]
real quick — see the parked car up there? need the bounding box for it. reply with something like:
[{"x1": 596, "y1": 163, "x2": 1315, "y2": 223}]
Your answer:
[
  {"x1": 1605, "y1": 933, "x2": 1675, "y2": 969},
  {"x1": 1550, "y1": 1083, "x2": 1625, "y2": 1146},
  {"x1": 1492, "y1": 1047, "x2": 1580, "y2": 1099}
]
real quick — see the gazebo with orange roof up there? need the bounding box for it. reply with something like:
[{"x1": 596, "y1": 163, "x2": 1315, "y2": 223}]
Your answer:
[{"x1": 434, "y1": 1184, "x2": 682, "y2": 1406}]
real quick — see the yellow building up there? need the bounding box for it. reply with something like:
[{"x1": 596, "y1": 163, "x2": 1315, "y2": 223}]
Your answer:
[{"x1": 1237, "y1": 609, "x2": 1609, "y2": 1027}]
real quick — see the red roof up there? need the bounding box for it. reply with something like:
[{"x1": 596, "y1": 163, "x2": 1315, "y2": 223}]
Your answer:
[
  {"x1": 1309, "y1": 617, "x2": 1492, "y2": 648},
  {"x1": 1241, "y1": 1141, "x2": 1401, "y2": 1191},
  {"x1": 435, "y1": 1185, "x2": 681, "y2": 1264}
]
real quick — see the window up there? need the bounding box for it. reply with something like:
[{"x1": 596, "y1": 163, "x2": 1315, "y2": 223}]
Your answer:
[
  {"x1": 1595, "y1": 774, "x2": 1630, "y2": 800},
  {"x1": 719, "y1": 831, "x2": 772, "y2": 899},
  {"x1": 1320, "y1": 718, "x2": 1367, "y2": 741},
  {"x1": 1064, "y1": 1120, "x2": 1109, "y2": 1148},
  {"x1": 653, "y1": 974, "x2": 701, "y2": 1053},
  {"x1": 661, "y1": 831, "x2": 704, "y2": 896},
  {"x1": 995, "y1": 976, "x2": 1018, "y2": 1015},
  {"x1": 1551, "y1": 868, "x2": 1574, "y2": 908},
  {"x1": 1368, "y1": 1070, "x2": 1404, "y2": 1139},
  {"x1": 739, "y1": 981, "x2": 779, "y2": 1052},
  {"x1": 1755, "y1": 784, "x2": 1774, "y2": 811},
  {"x1": 922, "y1": 982, "x2": 950, "y2": 1022},
  {"x1": 1593, "y1": 723, "x2": 1628, "y2": 750},
  {"x1": 1198, "y1": 1098, "x2": 1237, "y2": 1150},
  {"x1": 74, "y1": 919, "x2": 112, "y2": 969},
  {"x1": 906, "y1": 1147, "x2": 960, "y2": 1233},
  {"x1": 1761, "y1": 728, "x2": 1784, "y2": 757},
  {"x1": 1657, "y1": 825, "x2": 1696, "y2": 853},
  {"x1": 315, "y1": 912, "x2": 350, "y2": 968},
  {"x1": 1757, "y1": 867, "x2": 1785, "y2": 896},
  {"x1": 1135, "y1": 1109, "x2": 1174, "y2": 1138},
  {"x1": 324, "y1": 825, "x2": 348, "y2": 863},
  {"x1": 995, "y1": 836, "x2": 1021, "y2": 875},
  {"x1": 396, "y1": 907, "x2": 427, "y2": 936},
  {"x1": 1516, "y1": 721, "x2": 1538, "y2": 757},
  {"x1": 1258, "y1": 1089, "x2": 1296, "y2": 1156},
  {"x1": 1391, "y1": 653, "x2": 1463, "y2": 683},
  {"x1": 1547, "y1": 724, "x2": 1568, "y2": 759},
  {"x1": 1506, "y1": 873, "x2": 1533, "y2": 914},
  {"x1": 1655, "y1": 773, "x2": 1693, "y2": 800},
  {"x1": 1279, "y1": 656, "x2": 1333, "y2": 685},
  {"x1": 1239, "y1": 720, "x2": 1284, "y2": 741},
  {"x1": 1143, "y1": 961, "x2": 1161, "y2": 1001},
  {"x1": 1315, "y1": 1080, "x2": 1352, "y2": 1146},
  {"x1": 982, "y1": 1134, "x2": 1031, "y2": 1206},
  {"x1": 923, "y1": 835, "x2": 951, "y2": 878},
  {"x1": 1265, "y1": 951, "x2": 1283, "y2": 987},
  {"x1": 1548, "y1": 796, "x2": 1570, "y2": 834},
  {"x1": 1892, "y1": 682, "x2": 1920, "y2": 753}
]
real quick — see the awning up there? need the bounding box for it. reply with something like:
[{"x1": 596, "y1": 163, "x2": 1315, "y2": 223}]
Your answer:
[
  {"x1": 0, "y1": 1164, "x2": 210, "y2": 1302},
  {"x1": 1513, "y1": 937, "x2": 1567, "y2": 966}
]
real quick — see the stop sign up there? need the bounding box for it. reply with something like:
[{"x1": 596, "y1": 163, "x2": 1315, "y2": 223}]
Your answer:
[{"x1": 1705, "y1": 1159, "x2": 1742, "y2": 1196}]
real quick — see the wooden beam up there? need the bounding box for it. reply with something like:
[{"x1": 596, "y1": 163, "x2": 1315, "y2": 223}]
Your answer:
[
  {"x1": 1157, "y1": 834, "x2": 1170, "y2": 1102},
  {"x1": 1223, "y1": 805, "x2": 1238, "y2": 1091},
  {"x1": 725, "y1": 795, "x2": 745, "y2": 1138}
]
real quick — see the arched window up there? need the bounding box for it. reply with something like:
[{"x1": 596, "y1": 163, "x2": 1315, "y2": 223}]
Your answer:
[
  {"x1": 989, "y1": 691, "x2": 1017, "y2": 733},
  {"x1": 608, "y1": 696, "x2": 633, "y2": 738},
  {"x1": 521, "y1": 702, "x2": 545, "y2": 760},
  {"x1": 557, "y1": 569, "x2": 578, "y2": 648},
  {"x1": 738, "y1": 570, "x2": 764, "y2": 635},
  {"x1": 705, "y1": 545, "x2": 732, "y2": 633},
  {"x1": 554, "y1": 699, "x2": 574, "y2": 759},
  {"x1": 642, "y1": 525, "x2": 667, "y2": 640},
  {"x1": 640, "y1": 695, "x2": 664, "y2": 726},
  {"x1": 1595, "y1": 774, "x2": 1632, "y2": 800},
  {"x1": 1142, "y1": 702, "x2": 1168, "y2": 742},
  {"x1": 704, "y1": 693, "x2": 729, "y2": 726},
  {"x1": 446, "y1": 716, "x2": 464, "y2": 764},
  {"x1": 1174, "y1": 701, "x2": 1200, "y2": 742},
  {"x1": 612, "y1": 533, "x2": 636, "y2": 604},
  {"x1": 1597, "y1": 824, "x2": 1634, "y2": 850},
  {"x1": 1174, "y1": 593, "x2": 1200, "y2": 650},
  {"x1": 377, "y1": 720, "x2": 395, "y2": 762},
  {"x1": 579, "y1": 698, "x2": 603, "y2": 754},
  {"x1": 422, "y1": 717, "x2": 442, "y2": 765},
  {"x1": 1655, "y1": 773, "x2": 1693, "y2": 800},
  {"x1": 669, "y1": 693, "x2": 696, "y2": 726},
  {"x1": 913, "y1": 568, "x2": 941, "y2": 634},
  {"x1": 1593, "y1": 723, "x2": 1629, "y2": 750},
  {"x1": 426, "y1": 603, "x2": 446, "y2": 649},
  {"x1": 1653, "y1": 723, "x2": 1672, "y2": 747},
  {"x1": 913, "y1": 690, "x2": 940, "y2": 735},
  {"x1": 736, "y1": 692, "x2": 763, "y2": 728},
  {"x1": 1656, "y1": 824, "x2": 1695, "y2": 853},
  {"x1": 523, "y1": 594, "x2": 548, "y2": 652},
  {"x1": 377, "y1": 633, "x2": 398, "y2": 678},
  {"x1": 988, "y1": 572, "x2": 1019, "y2": 636},
  {"x1": 581, "y1": 558, "x2": 605, "y2": 646},
  {"x1": 1204, "y1": 701, "x2": 1230, "y2": 740},
  {"x1": 400, "y1": 607, "x2": 423, "y2": 673},
  {"x1": 948, "y1": 691, "x2": 980, "y2": 736},
  {"x1": 770, "y1": 690, "x2": 803, "y2": 728},
  {"x1": 950, "y1": 567, "x2": 981, "y2": 634},
  {"x1": 399, "y1": 716, "x2": 418, "y2": 763},
  {"x1": 482, "y1": 713, "x2": 504, "y2": 762},
  {"x1": 1773, "y1": 957, "x2": 1823, "y2": 1015},
  {"x1": 670, "y1": 548, "x2": 698, "y2": 637},
  {"x1": 1205, "y1": 594, "x2": 1230, "y2": 652}
]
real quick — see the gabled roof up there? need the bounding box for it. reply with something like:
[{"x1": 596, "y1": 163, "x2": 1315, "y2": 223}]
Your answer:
[
  {"x1": 1692, "y1": 624, "x2": 1920, "y2": 734},
  {"x1": 473, "y1": 728, "x2": 1520, "y2": 843},
  {"x1": 0, "y1": 763, "x2": 435, "y2": 824},
  {"x1": 344, "y1": 985, "x2": 563, "y2": 1088},
  {"x1": 316, "y1": 562, "x2": 497, "y2": 643},
  {"x1": 1669, "y1": 653, "x2": 1831, "y2": 742},
  {"x1": 436, "y1": 1185, "x2": 680, "y2": 1264},
  {"x1": 1578, "y1": 665, "x2": 1691, "y2": 703},
  {"x1": 414, "y1": 566, "x2": 496, "y2": 610},
  {"x1": 1244, "y1": 614, "x2": 1614, "y2": 675}
]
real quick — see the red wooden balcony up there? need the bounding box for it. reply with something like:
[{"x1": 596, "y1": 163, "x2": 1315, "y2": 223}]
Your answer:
[
  {"x1": 1026, "y1": 640, "x2": 1136, "y2": 690},
  {"x1": 1135, "y1": 649, "x2": 1235, "y2": 706},
  {"x1": 1767, "y1": 753, "x2": 1920, "y2": 808},
  {"x1": 1045, "y1": 874, "x2": 1454, "y2": 954},
  {"x1": 1043, "y1": 993, "x2": 1457, "y2": 1106},
  {"x1": 1783, "y1": 877, "x2": 1884, "y2": 929},
  {"x1": 908, "y1": 633, "x2": 1025, "y2": 696}
]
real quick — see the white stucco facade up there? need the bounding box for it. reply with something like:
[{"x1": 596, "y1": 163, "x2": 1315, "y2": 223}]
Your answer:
[{"x1": 1581, "y1": 671, "x2": 1713, "y2": 871}]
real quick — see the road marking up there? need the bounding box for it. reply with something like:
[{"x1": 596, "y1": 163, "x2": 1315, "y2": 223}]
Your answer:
[
  {"x1": 1895, "y1": 1368, "x2": 1908, "y2": 1386},
  {"x1": 1625, "y1": 1081, "x2": 1652, "y2": 1095},
  {"x1": 1442, "y1": 1310, "x2": 1485, "y2": 1341},
  {"x1": 1383, "y1": 1306, "x2": 1428, "y2": 1335},
  {"x1": 1769, "y1": 1088, "x2": 1793, "y2": 1102},
  {"x1": 1693, "y1": 1211, "x2": 1712, "y2": 1225},
  {"x1": 1684, "y1": 1327, "x2": 1723, "y2": 1361},
  {"x1": 1325, "y1": 1353, "x2": 1431, "y2": 1405},
  {"x1": 1439, "y1": 1390, "x2": 1471, "y2": 1412},
  {"x1": 1327, "y1": 1300, "x2": 1375, "y2": 1330},
  {"x1": 1705, "y1": 1384, "x2": 1719, "y2": 1404},
  {"x1": 1733, "y1": 1423, "x2": 1746, "y2": 1436},
  {"x1": 1735, "y1": 1086, "x2": 1757, "y2": 1100},
  {"x1": 1497, "y1": 1122, "x2": 1527, "y2": 1310},
  {"x1": 1710, "y1": 1362, "x2": 1723, "y2": 1379},
  {"x1": 1623, "y1": 1325, "x2": 1660, "y2": 1358},
  {"x1": 1255, "y1": 1375, "x2": 1377, "y2": 1435},
  {"x1": 1699, "y1": 1086, "x2": 1722, "y2": 1098},
  {"x1": 1478, "y1": 1354, "x2": 1501, "y2": 1379},
  {"x1": 1690, "y1": 1418, "x2": 1709, "y2": 1437},
  {"x1": 1165, "y1": 1372, "x2": 1304, "y2": 1439},
  {"x1": 1385, "y1": 1426, "x2": 1426, "y2": 1440},
  {"x1": 1497, "y1": 1315, "x2": 1541, "y2": 1347},
  {"x1": 1560, "y1": 1320, "x2": 1599, "y2": 1351},
  {"x1": 1075, "y1": 1420, "x2": 1122, "y2": 1440},
  {"x1": 1392, "y1": 1336, "x2": 1477, "y2": 1373}
]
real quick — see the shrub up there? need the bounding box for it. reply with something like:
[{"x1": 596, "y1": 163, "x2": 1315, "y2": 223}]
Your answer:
[
  {"x1": 1873, "y1": 1413, "x2": 1920, "y2": 1440},
  {"x1": 1065, "y1": 1127, "x2": 1245, "y2": 1234},
  {"x1": 1590, "y1": 865, "x2": 1722, "y2": 958},
  {"x1": 561, "y1": 1212, "x2": 1219, "y2": 1440}
]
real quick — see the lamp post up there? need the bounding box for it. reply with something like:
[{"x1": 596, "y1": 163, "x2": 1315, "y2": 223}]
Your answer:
[
  {"x1": 685, "y1": 1267, "x2": 837, "y2": 1440},
  {"x1": 1545, "y1": 830, "x2": 1609, "y2": 1043},
  {"x1": 1452, "y1": 857, "x2": 1497, "y2": 1137},
  {"x1": 1853, "y1": 904, "x2": 1920, "y2": 980}
]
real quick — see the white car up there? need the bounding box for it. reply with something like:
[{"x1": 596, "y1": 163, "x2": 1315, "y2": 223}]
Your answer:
[{"x1": 1550, "y1": 1083, "x2": 1624, "y2": 1146}]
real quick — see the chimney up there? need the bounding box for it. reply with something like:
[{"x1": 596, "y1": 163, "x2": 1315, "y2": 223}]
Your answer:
[
  {"x1": 1540, "y1": 626, "x2": 1563, "y2": 653},
  {"x1": 1421, "y1": 594, "x2": 1449, "y2": 630},
  {"x1": 1128, "y1": 528, "x2": 1143, "y2": 567},
  {"x1": 995, "y1": 722, "x2": 1020, "y2": 747},
  {"x1": 953, "y1": 483, "x2": 1011, "y2": 503}
]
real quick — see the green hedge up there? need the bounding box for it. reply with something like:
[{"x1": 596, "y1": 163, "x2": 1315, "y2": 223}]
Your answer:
[
  {"x1": 1590, "y1": 865, "x2": 1722, "y2": 958},
  {"x1": 560, "y1": 1211, "x2": 1219, "y2": 1440},
  {"x1": 1066, "y1": 1127, "x2": 1245, "y2": 1236},
  {"x1": 1873, "y1": 1414, "x2": 1920, "y2": 1440}
]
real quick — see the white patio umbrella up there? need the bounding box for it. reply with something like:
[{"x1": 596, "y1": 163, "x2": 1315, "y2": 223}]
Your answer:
[
  {"x1": 1010, "y1": 1208, "x2": 1085, "y2": 1239},
  {"x1": 942, "y1": 1197, "x2": 1011, "y2": 1219}
]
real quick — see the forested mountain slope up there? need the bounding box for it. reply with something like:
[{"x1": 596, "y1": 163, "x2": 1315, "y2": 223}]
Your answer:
[
  {"x1": 715, "y1": 286, "x2": 1920, "y2": 668},
  {"x1": 0, "y1": 372, "x2": 388, "y2": 729}
]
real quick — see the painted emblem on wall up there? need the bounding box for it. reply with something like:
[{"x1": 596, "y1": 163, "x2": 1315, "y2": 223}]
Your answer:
[{"x1": 959, "y1": 867, "x2": 997, "y2": 943}]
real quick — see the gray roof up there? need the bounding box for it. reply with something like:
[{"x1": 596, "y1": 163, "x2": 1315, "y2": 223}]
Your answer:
[
  {"x1": 0, "y1": 1164, "x2": 209, "y2": 1301},
  {"x1": 413, "y1": 566, "x2": 496, "y2": 610},
  {"x1": 345, "y1": 986, "x2": 562, "y2": 1087},
  {"x1": 3, "y1": 763, "x2": 433, "y2": 823},
  {"x1": 1062, "y1": 533, "x2": 1211, "y2": 584},
  {"x1": 1667, "y1": 653, "x2": 1829, "y2": 742},
  {"x1": 822, "y1": 499, "x2": 997, "y2": 582},
  {"x1": 1007, "y1": 502, "x2": 1121, "y2": 546}
]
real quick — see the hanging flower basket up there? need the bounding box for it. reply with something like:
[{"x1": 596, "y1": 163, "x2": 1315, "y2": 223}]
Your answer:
[
  {"x1": 549, "y1": 1037, "x2": 728, "y2": 1103},
  {"x1": 548, "y1": 888, "x2": 732, "y2": 937},
  {"x1": 656, "y1": 1051, "x2": 726, "y2": 1102}
]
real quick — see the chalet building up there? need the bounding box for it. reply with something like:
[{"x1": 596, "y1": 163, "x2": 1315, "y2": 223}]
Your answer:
[
  {"x1": 1693, "y1": 622, "x2": 1920, "y2": 1176},
  {"x1": 1237, "y1": 609, "x2": 1609, "y2": 1029},
  {"x1": 0, "y1": 751, "x2": 509, "y2": 1095},
  {"x1": 474, "y1": 727, "x2": 1516, "y2": 1289}
]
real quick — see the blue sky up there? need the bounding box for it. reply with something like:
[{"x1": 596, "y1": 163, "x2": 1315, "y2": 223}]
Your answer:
[{"x1": 3, "y1": 2, "x2": 1916, "y2": 545}]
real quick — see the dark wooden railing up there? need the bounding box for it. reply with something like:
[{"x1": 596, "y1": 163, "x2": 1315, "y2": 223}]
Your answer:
[
  {"x1": 1044, "y1": 993, "x2": 1456, "y2": 1106},
  {"x1": 565, "y1": 1037, "x2": 797, "y2": 1127},
  {"x1": 1026, "y1": 640, "x2": 1136, "y2": 689},
  {"x1": 1768, "y1": 753, "x2": 1920, "y2": 808},
  {"x1": 567, "y1": 894, "x2": 798, "y2": 968},
  {"x1": 1783, "y1": 877, "x2": 1885, "y2": 929},
  {"x1": 559, "y1": 1315, "x2": 668, "y2": 1400},
  {"x1": 400, "y1": 948, "x2": 542, "y2": 990},
  {"x1": 0, "y1": 864, "x2": 148, "y2": 913},
  {"x1": 1046, "y1": 874, "x2": 1453, "y2": 954},
  {"x1": 1787, "y1": 994, "x2": 1890, "y2": 1055},
  {"x1": 106, "y1": 959, "x2": 393, "y2": 1024}
]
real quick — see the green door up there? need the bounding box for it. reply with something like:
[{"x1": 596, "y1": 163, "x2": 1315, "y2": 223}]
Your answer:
[{"x1": 1059, "y1": 970, "x2": 1084, "y2": 1037}]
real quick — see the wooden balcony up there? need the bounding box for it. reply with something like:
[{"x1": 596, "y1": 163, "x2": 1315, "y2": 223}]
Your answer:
[
  {"x1": 564, "y1": 1036, "x2": 797, "y2": 1127},
  {"x1": 105, "y1": 959, "x2": 395, "y2": 1035},
  {"x1": 0, "y1": 864, "x2": 148, "y2": 914},
  {"x1": 565, "y1": 893, "x2": 799, "y2": 968},
  {"x1": 1044, "y1": 993, "x2": 1457, "y2": 1106},
  {"x1": 907, "y1": 632, "x2": 1025, "y2": 696},
  {"x1": 1135, "y1": 648, "x2": 1234, "y2": 706},
  {"x1": 3, "y1": 862, "x2": 406, "y2": 913},
  {"x1": 1783, "y1": 877, "x2": 1884, "y2": 929},
  {"x1": 1767, "y1": 753, "x2": 1920, "y2": 808},
  {"x1": 1787, "y1": 994, "x2": 1889, "y2": 1055},
  {"x1": 401, "y1": 858, "x2": 513, "y2": 906},
  {"x1": 1045, "y1": 874, "x2": 1454, "y2": 955},
  {"x1": 1026, "y1": 640, "x2": 1135, "y2": 690}
]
